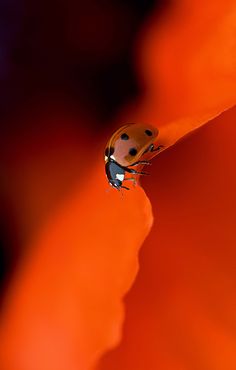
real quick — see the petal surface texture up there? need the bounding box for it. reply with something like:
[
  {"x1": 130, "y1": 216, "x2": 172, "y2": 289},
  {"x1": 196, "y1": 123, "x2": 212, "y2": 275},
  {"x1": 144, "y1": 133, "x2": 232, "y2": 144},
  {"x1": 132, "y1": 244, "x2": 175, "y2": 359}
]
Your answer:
[
  {"x1": 100, "y1": 106, "x2": 236, "y2": 370},
  {"x1": 0, "y1": 164, "x2": 153, "y2": 370}
]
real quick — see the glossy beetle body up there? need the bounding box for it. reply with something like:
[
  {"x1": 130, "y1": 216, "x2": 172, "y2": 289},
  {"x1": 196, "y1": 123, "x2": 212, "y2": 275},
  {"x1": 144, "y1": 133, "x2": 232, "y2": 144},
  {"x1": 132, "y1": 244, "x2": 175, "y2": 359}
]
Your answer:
[{"x1": 105, "y1": 123, "x2": 163, "y2": 190}]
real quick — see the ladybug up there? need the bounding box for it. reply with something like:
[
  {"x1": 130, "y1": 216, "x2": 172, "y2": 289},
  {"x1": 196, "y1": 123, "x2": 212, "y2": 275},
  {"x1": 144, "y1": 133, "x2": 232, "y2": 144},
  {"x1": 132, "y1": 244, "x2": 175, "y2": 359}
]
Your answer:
[{"x1": 105, "y1": 123, "x2": 164, "y2": 190}]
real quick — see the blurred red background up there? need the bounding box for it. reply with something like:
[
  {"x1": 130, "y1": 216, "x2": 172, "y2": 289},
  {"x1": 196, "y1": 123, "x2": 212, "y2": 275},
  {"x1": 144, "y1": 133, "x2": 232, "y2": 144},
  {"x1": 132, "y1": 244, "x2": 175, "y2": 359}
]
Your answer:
[{"x1": 0, "y1": 0, "x2": 164, "y2": 290}]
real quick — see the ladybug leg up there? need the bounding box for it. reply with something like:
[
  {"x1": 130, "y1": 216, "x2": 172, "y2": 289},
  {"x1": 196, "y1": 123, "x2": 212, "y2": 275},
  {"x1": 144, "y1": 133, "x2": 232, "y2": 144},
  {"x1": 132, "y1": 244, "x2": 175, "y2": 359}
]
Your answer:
[
  {"x1": 124, "y1": 167, "x2": 149, "y2": 176},
  {"x1": 120, "y1": 185, "x2": 130, "y2": 190},
  {"x1": 129, "y1": 160, "x2": 151, "y2": 167},
  {"x1": 149, "y1": 144, "x2": 164, "y2": 152}
]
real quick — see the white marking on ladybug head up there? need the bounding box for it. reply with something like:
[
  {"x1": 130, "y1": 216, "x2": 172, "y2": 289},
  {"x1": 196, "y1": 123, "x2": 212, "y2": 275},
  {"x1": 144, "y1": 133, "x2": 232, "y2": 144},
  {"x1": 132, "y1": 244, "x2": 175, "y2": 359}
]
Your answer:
[
  {"x1": 116, "y1": 173, "x2": 125, "y2": 181},
  {"x1": 105, "y1": 155, "x2": 108, "y2": 161},
  {"x1": 110, "y1": 155, "x2": 115, "y2": 160}
]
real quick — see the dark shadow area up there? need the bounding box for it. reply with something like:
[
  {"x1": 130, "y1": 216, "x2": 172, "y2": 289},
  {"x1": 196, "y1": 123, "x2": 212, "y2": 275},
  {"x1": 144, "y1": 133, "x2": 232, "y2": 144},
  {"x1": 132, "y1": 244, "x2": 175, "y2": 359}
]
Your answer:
[
  {"x1": 0, "y1": 0, "x2": 164, "y2": 126},
  {"x1": 0, "y1": 0, "x2": 170, "y2": 304}
]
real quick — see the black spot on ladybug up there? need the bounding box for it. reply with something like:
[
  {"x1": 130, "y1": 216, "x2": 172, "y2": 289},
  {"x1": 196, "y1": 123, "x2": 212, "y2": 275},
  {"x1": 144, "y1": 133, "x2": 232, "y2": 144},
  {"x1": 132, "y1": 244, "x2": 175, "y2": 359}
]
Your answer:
[
  {"x1": 145, "y1": 129, "x2": 153, "y2": 136},
  {"x1": 129, "y1": 147, "x2": 137, "y2": 156},
  {"x1": 105, "y1": 147, "x2": 115, "y2": 157},
  {"x1": 121, "y1": 133, "x2": 129, "y2": 140}
]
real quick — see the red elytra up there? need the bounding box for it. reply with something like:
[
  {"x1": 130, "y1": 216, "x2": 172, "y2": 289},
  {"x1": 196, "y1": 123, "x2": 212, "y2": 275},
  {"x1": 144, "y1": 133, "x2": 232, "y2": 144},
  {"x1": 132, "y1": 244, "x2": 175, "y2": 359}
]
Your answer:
[{"x1": 105, "y1": 123, "x2": 159, "y2": 167}]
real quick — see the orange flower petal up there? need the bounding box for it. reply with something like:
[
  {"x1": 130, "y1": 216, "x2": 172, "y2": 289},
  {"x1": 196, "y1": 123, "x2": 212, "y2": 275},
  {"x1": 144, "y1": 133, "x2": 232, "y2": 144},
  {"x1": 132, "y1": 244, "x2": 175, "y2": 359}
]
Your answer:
[
  {"x1": 143, "y1": 0, "x2": 236, "y2": 119},
  {"x1": 100, "y1": 106, "x2": 236, "y2": 370},
  {"x1": 0, "y1": 159, "x2": 152, "y2": 370},
  {"x1": 120, "y1": 0, "x2": 236, "y2": 148}
]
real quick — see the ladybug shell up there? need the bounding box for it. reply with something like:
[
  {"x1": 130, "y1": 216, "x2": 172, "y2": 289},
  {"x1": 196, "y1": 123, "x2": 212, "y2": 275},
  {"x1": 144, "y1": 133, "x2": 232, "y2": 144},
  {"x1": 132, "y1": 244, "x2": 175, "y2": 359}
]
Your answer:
[{"x1": 105, "y1": 123, "x2": 159, "y2": 167}]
